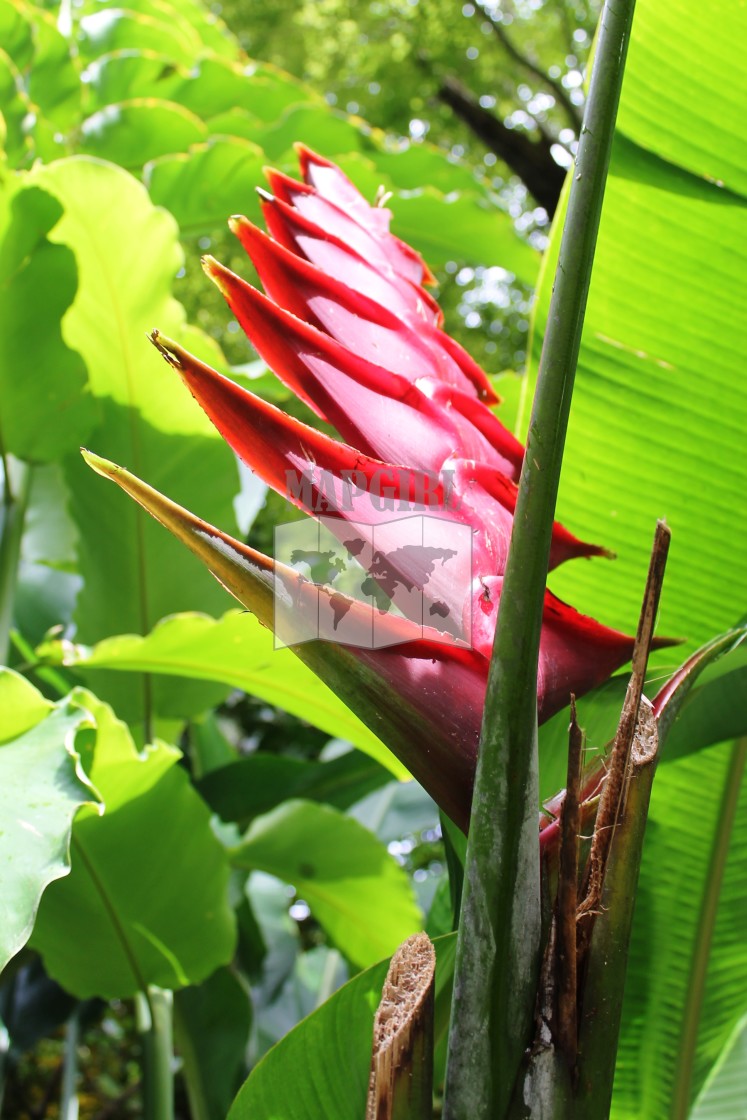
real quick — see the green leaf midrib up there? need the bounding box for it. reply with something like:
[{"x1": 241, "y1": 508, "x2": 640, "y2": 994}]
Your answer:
[{"x1": 71, "y1": 830, "x2": 148, "y2": 995}]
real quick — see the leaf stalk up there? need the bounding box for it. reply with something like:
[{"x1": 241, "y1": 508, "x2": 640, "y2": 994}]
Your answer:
[
  {"x1": 0, "y1": 456, "x2": 31, "y2": 665},
  {"x1": 136, "y1": 987, "x2": 175, "y2": 1120}
]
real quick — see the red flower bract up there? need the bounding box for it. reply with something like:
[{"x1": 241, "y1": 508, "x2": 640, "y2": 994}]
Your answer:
[{"x1": 87, "y1": 146, "x2": 653, "y2": 831}]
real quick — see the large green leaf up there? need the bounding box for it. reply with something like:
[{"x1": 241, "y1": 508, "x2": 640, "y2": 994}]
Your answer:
[
  {"x1": 145, "y1": 138, "x2": 266, "y2": 237},
  {"x1": 28, "y1": 157, "x2": 240, "y2": 724},
  {"x1": 527, "y1": 0, "x2": 747, "y2": 660},
  {"x1": 233, "y1": 106, "x2": 539, "y2": 278},
  {"x1": 0, "y1": 174, "x2": 94, "y2": 461},
  {"x1": 616, "y1": 0, "x2": 747, "y2": 197},
  {"x1": 612, "y1": 739, "x2": 747, "y2": 1117},
  {"x1": 197, "y1": 750, "x2": 391, "y2": 826},
  {"x1": 339, "y1": 144, "x2": 484, "y2": 197},
  {"x1": 0, "y1": 664, "x2": 52, "y2": 741},
  {"x1": 0, "y1": 46, "x2": 31, "y2": 163},
  {"x1": 0, "y1": 0, "x2": 33, "y2": 69},
  {"x1": 691, "y1": 1016, "x2": 747, "y2": 1120},
  {"x1": 3, "y1": 0, "x2": 81, "y2": 133},
  {"x1": 41, "y1": 610, "x2": 405, "y2": 775},
  {"x1": 80, "y1": 52, "x2": 253, "y2": 114},
  {"x1": 147, "y1": 0, "x2": 238, "y2": 58},
  {"x1": 229, "y1": 933, "x2": 456, "y2": 1120},
  {"x1": 0, "y1": 683, "x2": 99, "y2": 971},
  {"x1": 230, "y1": 799, "x2": 421, "y2": 969},
  {"x1": 81, "y1": 51, "x2": 191, "y2": 108},
  {"x1": 165, "y1": 56, "x2": 279, "y2": 120},
  {"x1": 30, "y1": 691, "x2": 236, "y2": 999},
  {"x1": 76, "y1": 7, "x2": 203, "y2": 67},
  {"x1": 232, "y1": 103, "x2": 362, "y2": 163},
  {"x1": 387, "y1": 188, "x2": 538, "y2": 279},
  {"x1": 79, "y1": 99, "x2": 208, "y2": 168}
]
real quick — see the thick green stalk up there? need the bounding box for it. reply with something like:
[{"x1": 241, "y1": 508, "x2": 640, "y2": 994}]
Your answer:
[
  {"x1": 136, "y1": 987, "x2": 174, "y2": 1120},
  {"x1": 443, "y1": 1, "x2": 637, "y2": 1116},
  {"x1": 0, "y1": 456, "x2": 31, "y2": 665}
]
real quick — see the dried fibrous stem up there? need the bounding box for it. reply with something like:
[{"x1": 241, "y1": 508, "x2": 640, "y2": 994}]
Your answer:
[
  {"x1": 367, "y1": 933, "x2": 436, "y2": 1120},
  {"x1": 554, "y1": 696, "x2": 584, "y2": 1066},
  {"x1": 577, "y1": 520, "x2": 671, "y2": 942}
]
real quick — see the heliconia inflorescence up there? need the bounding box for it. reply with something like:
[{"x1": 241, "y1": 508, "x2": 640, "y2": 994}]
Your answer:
[{"x1": 86, "y1": 146, "x2": 655, "y2": 831}]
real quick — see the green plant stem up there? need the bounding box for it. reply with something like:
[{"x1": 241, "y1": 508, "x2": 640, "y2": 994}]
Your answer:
[
  {"x1": 136, "y1": 987, "x2": 175, "y2": 1120},
  {"x1": 315, "y1": 949, "x2": 342, "y2": 1009},
  {"x1": 60, "y1": 1008, "x2": 80, "y2": 1120},
  {"x1": 440, "y1": 812, "x2": 467, "y2": 927},
  {"x1": 443, "y1": 0, "x2": 637, "y2": 1116},
  {"x1": 10, "y1": 629, "x2": 71, "y2": 696},
  {"x1": 0, "y1": 1012, "x2": 9, "y2": 1117},
  {"x1": 0, "y1": 456, "x2": 30, "y2": 666}
]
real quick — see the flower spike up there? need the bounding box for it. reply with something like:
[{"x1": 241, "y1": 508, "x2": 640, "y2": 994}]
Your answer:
[{"x1": 85, "y1": 147, "x2": 648, "y2": 832}]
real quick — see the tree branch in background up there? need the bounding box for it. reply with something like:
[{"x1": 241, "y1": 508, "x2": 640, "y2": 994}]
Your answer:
[
  {"x1": 478, "y1": 2, "x2": 583, "y2": 130},
  {"x1": 436, "y1": 75, "x2": 567, "y2": 215}
]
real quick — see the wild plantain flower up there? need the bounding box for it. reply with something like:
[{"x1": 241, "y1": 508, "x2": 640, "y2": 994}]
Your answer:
[{"x1": 86, "y1": 147, "x2": 647, "y2": 831}]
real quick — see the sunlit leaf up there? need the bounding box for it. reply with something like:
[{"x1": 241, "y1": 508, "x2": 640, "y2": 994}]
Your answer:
[
  {"x1": 145, "y1": 138, "x2": 266, "y2": 236},
  {"x1": 28, "y1": 156, "x2": 240, "y2": 724},
  {"x1": 30, "y1": 691, "x2": 236, "y2": 999},
  {"x1": 149, "y1": 0, "x2": 237, "y2": 58},
  {"x1": 24, "y1": 4, "x2": 80, "y2": 128},
  {"x1": 0, "y1": 48, "x2": 31, "y2": 163},
  {"x1": 0, "y1": 174, "x2": 94, "y2": 460},
  {"x1": 41, "y1": 610, "x2": 404, "y2": 774},
  {"x1": 339, "y1": 144, "x2": 483, "y2": 196},
  {"x1": 82, "y1": 50, "x2": 188, "y2": 108},
  {"x1": 79, "y1": 99, "x2": 207, "y2": 168},
  {"x1": 77, "y1": 7, "x2": 201, "y2": 67},
  {"x1": 231, "y1": 799, "x2": 421, "y2": 968},
  {"x1": 166, "y1": 56, "x2": 271, "y2": 120},
  {"x1": 617, "y1": 1, "x2": 747, "y2": 196},
  {"x1": 0, "y1": 694, "x2": 99, "y2": 972},
  {"x1": 0, "y1": 666, "x2": 53, "y2": 742},
  {"x1": 387, "y1": 187, "x2": 538, "y2": 280},
  {"x1": 0, "y1": 0, "x2": 33, "y2": 69}
]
